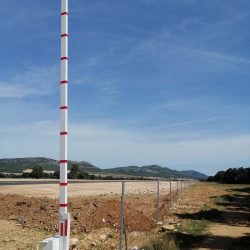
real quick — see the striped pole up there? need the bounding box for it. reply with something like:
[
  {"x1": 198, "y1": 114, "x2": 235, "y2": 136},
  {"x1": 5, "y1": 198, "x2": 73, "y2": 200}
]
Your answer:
[{"x1": 60, "y1": 0, "x2": 70, "y2": 249}]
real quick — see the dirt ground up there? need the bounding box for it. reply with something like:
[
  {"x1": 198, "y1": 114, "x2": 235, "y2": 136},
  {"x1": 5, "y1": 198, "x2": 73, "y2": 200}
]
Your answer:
[
  {"x1": 0, "y1": 220, "x2": 49, "y2": 250},
  {"x1": 160, "y1": 183, "x2": 250, "y2": 250},
  {"x1": 0, "y1": 182, "x2": 249, "y2": 249},
  {"x1": 0, "y1": 180, "x2": 177, "y2": 198},
  {"x1": 0, "y1": 191, "x2": 176, "y2": 250}
]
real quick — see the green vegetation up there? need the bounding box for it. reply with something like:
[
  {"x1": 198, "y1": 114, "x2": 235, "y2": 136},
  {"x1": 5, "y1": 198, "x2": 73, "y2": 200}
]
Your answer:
[
  {"x1": 29, "y1": 166, "x2": 44, "y2": 179},
  {"x1": 207, "y1": 167, "x2": 250, "y2": 184},
  {"x1": 0, "y1": 157, "x2": 99, "y2": 174},
  {"x1": 0, "y1": 164, "x2": 154, "y2": 180},
  {"x1": 178, "y1": 219, "x2": 209, "y2": 236},
  {"x1": 68, "y1": 164, "x2": 90, "y2": 179},
  {"x1": 141, "y1": 234, "x2": 179, "y2": 250},
  {"x1": 0, "y1": 172, "x2": 6, "y2": 178},
  {"x1": 104, "y1": 165, "x2": 207, "y2": 180}
]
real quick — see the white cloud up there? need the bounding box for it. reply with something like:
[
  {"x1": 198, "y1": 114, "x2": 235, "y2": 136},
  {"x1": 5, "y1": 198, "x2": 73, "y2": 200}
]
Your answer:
[{"x1": 1, "y1": 120, "x2": 250, "y2": 175}]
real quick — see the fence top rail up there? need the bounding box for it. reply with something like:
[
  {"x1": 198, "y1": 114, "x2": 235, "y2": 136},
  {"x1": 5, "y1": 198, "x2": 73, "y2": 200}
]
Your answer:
[{"x1": 0, "y1": 179, "x2": 197, "y2": 187}]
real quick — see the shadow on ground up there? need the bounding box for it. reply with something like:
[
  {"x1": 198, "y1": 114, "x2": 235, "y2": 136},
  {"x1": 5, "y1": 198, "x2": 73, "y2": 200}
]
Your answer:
[
  {"x1": 171, "y1": 232, "x2": 250, "y2": 250},
  {"x1": 229, "y1": 187, "x2": 250, "y2": 193},
  {"x1": 176, "y1": 187, "x2": 250, "y2": 227},
  {"x1": 172, "y1": 185, "x2": 250, "y2": 249}
]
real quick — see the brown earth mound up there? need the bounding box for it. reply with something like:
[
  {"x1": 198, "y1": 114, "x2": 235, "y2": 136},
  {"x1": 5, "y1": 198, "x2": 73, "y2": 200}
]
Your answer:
[{"x1": 0, "y1": 193, "x2": 174, "y2": 234}]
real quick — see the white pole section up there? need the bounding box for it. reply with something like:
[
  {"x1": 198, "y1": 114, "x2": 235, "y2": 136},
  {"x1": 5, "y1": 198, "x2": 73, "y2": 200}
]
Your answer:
[{"x1": 60, "y1": 0, "x2": 70, "y2": 249}]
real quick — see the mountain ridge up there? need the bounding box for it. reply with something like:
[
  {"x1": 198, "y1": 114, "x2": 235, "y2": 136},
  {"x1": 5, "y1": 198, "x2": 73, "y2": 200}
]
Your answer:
[{"x1": 0, "y1": 157, "x2": 207, "y2": 180}]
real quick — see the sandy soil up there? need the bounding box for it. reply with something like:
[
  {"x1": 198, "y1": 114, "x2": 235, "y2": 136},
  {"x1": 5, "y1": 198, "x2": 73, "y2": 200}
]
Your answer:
[
  {"x1": 209, "y1": 224, "x2": 250, "y2": 238},
  {"x1": 0, "y1": 180, "x2": 179, "y2": 198}
]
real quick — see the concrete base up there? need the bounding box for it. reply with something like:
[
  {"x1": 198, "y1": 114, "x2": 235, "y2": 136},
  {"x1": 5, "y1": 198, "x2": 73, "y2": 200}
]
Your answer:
[{"x1": 38, "y1": 235, "x2": 60, "y2": 250}]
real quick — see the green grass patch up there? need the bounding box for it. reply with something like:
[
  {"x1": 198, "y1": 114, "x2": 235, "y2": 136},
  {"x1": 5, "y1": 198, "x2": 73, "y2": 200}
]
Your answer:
[
  {"x1": 203, "y1": 203, "x2": 212, "y2": 211},
  {"x1": 178, "y1": 219, "x2": 209, "y2": 235},
  {"x1": 140, "y1": 234, "x2": 179, "y2": 250}
]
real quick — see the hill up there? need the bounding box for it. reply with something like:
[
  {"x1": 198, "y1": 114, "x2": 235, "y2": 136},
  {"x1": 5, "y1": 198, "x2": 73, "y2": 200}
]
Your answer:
[
  {"x1": 0, "y1": 157, "x2": 100, "y2": 174},
  {"x1": 0, "y1": 157, "x2": 207, "y2": 180},
  {"x1": 104, "y1": 165, "x2": 183, "y2": 178},
  {"x1": 179, "y1": 170, "x2": 208, "y2": 180},
  {"x1": 0, "y1": 157, "x2": 58, "y2": 173},
  {"x1": 105, "y1": 165, "x2": 207, "y2": 180}
]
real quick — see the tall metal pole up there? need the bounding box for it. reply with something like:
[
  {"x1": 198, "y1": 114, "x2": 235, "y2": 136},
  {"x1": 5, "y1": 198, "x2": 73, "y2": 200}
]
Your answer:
[{"x1": 60, "y1": 0, "x2": 70, "y2": 249}]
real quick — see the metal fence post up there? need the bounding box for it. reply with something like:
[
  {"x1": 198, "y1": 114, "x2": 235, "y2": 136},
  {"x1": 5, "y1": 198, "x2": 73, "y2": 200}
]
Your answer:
[
  {"x1": 157, "y1": 178, "x2": 160, "y2": 223},
  {"x1": 170, "y1": 178, "x2": 172, "y2": 204},
  {"x1": 119, "y1": 181, "x2": 125, "y2": 250},
  {"x1": 177, "y1": 180, "x2": 179, "y2": 196}
]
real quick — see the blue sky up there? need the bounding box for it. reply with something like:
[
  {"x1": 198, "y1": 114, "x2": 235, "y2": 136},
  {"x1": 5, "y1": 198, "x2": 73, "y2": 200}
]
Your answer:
[{"x1": 1, "y1": 0, "x2": 250, "y2": 175}]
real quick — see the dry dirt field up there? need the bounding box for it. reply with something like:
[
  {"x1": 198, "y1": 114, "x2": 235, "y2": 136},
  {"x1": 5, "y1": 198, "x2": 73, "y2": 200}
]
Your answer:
[
  {"x1": 0, "y1": 182, "x2": 249, "y2": 250},
  {"x1": 0, "y1": 179, "x2": 178, "y2": 198}
]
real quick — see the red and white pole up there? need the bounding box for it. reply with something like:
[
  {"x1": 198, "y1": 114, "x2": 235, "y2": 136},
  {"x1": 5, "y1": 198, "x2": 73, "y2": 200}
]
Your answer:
[{"x1": 59, "y1": 0, "x2": 70, "y2": 249}]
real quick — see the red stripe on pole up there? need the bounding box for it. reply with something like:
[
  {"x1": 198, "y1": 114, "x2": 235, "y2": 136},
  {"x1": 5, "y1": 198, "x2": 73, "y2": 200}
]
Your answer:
[
  {"x1": 59, "y1": 204, "x2": 68, "y2": 207},
  {"x1": 65, "y1": 219, "x2": 68, "y2": 236},
  {"x1": 60, "y1": 182, "x2": 68, "y2": 186},
  {"x1": 60, "y1": 223, "x2": 64, "y2": 236},
  {"x1": 60, "y1": 106, "x2": 68, "y2": 110},
  {"x1": 61, "y1": 57, "x2": 68, "y2": 60},
  {"x1": 61, "y1": 34, "x2": 68, "y2": 37},
  {"x1": 60, "y1": 132, "x2": 68, "y2": 135},
  {"x1": 59, "y1": 160, "x2": 68, "y2": 164},
  {"x1": 61, "y1": 12, "x2": 68, "y2": 16},
  {"x1": 60, "y1": 80, "x2": 68, "y2": 84}
]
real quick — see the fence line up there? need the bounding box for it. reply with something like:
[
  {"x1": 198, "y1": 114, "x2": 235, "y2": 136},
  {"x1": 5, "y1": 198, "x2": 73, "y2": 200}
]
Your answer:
[{"x1": 118, "y1": 179, "x2": 195, "y2": 249}]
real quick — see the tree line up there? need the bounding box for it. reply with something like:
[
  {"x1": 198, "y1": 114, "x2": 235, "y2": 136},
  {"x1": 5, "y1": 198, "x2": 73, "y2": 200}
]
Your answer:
[
  {"x1": 0, "y1": 164, "x2": 152, "y2": 181},
  {"x1": 207, "y1": 167, "x2": 250, "y2": 184}
]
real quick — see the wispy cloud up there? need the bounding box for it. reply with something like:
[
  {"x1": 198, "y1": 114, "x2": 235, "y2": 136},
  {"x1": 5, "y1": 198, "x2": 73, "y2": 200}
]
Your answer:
[
  {"x1": 188, "y1": 48, "x2": 250, "y2": 67},
  {"x1": 0, "y1": 1, "x2": 54, "y2": 30},
  {"x1": 168, "y1": 117, "x2": 220, "y2": 127},
  {"x1": 151, "y1": 100, "x2": 192, "y2": 112},
  {"x1": 0, "y1": 66, "x2": 57, "y2": 98}
]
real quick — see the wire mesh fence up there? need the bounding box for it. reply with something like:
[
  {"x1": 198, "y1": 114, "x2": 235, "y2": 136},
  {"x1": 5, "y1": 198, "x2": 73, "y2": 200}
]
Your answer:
[{"x1": 107, "y1": 179, "x2": 195, "y2": 250}]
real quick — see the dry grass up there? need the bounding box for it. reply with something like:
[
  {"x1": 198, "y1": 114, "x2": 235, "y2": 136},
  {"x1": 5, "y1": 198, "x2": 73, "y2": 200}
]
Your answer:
[{"x1": 0, "y1": 220, "x2": 49, "y2": 250}]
